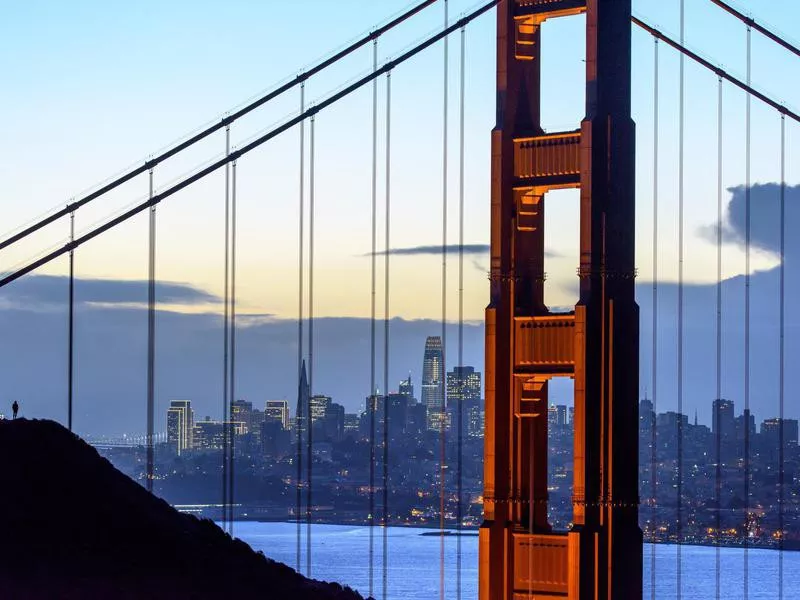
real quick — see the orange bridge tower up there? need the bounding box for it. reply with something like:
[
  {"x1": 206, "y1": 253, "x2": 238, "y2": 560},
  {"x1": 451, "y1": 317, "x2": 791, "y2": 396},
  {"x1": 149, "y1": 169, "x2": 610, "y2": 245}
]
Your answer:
[{"x1": 480, "y1": 0, "x2": 642, "y2": 598}]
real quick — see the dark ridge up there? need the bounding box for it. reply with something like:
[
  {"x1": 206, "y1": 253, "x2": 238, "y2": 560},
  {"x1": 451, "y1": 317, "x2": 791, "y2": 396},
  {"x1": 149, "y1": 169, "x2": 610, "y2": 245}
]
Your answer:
[{"x1": 0, "y1": 418, "x2": 366, "y2": 600}]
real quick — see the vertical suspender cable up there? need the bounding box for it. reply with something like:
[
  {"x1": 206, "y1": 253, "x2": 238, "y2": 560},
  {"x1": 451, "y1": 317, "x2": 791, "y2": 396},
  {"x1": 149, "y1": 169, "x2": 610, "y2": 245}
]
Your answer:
[
  {"x1": 223, "y1": 124, "x2": 231, "y2": 533},
  {"x1": 369, "y1": 39, "x2": 378, "y2": 600},
  {"x1": 147, "y1": 168, "x2": 156, "y2": 494},
  {"x1": 715, "y1": 75, "x2": 724, "y2": 600},
  {"x1": 744, "y1": 25, "x2": 752, "y2": 600},
  {"x1": 307, "y1": 112, "x2": 316, "y2": 579},
  {"x1": 382, "y1": 68, "x2": 392, "y2": 600},
  {"x1": 778, "y1": 112, "x2": 786, "y2": 600},
  {"x1": 440, "y1": 3, "x2": 449, "y2": 598},
  {"x1": 229, "y1": 158, "x2": 238, "y2": 532},
  {"x1": 650, "y1": 36, "x2": 659, "y2": 600},
  {"x1": 68, "y1": 208, "x2": 75, "y2": 433},
  {"x1": 677, "y1": 1, "x2": 685, "y2": 596},
  {"x1": 296, "y1": 82, "x2": 306, "y2": 575},
  {"x1": 456, "y1": 23, "x2": 465, "y2": 600}
]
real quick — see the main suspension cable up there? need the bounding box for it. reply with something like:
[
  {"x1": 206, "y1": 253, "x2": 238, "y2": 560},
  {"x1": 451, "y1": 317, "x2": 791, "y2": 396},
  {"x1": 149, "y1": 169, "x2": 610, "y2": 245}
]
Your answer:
[
  {"x1": 630, "y1": 17, "x2": 800, "y2": 125},
  {"x1": 707, "y1": 0, "x2": 800, "y2": 58},
  {"x1": 147, "y1": 168, "x2": 156, "y2": 494},
  {"x1": 296, "y1": 82, "x2": 306, "y2": 575},
  {"x1": 382, "y1": 68, "x2": 392, "y2": 600}
]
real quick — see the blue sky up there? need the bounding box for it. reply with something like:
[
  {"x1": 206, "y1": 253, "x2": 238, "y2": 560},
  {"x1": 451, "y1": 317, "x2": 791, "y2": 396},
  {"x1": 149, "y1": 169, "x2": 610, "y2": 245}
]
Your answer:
[
  {"x1": 1, "y1": 1, "x2": 799, "y2": 431},
  {"x1": 0, "y1": 0, "x2": 798, "y2": 317}
]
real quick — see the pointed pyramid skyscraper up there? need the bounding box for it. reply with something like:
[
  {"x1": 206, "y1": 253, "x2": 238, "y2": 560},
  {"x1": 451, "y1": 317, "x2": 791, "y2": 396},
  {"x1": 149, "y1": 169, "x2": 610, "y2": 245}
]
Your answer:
[{"x1": 295, "y1": 360, "x2": 309, "y2": 439}]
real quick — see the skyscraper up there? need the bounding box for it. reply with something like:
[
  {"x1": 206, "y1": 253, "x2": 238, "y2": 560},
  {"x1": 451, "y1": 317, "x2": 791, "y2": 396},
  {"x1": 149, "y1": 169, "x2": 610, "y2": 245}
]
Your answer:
[
  {"x1": 447, "y1": 366, "x2": 481, "y2": 438},
  {"x1": 399, "y1": 375, "x2": 414, "y2": 400},
  {"x1": 446, "y1": 366, "x2": 481, "y2": 407},
  {"x1": 712, "y1": 399, "x2": 735, "y2": 440},
  {"x1": 231, "y1": 400, "x2": 253, "y2": 434},
  {"x1": 265, "y1": 400, "x2": 289, "y2": 429},
  {"x1": 310, "y1": 395, "x2": 332, "y2": 426},
  {"x1": 295, "y1": 361, "x2": 309, "y2": 443},
  {"x1": 761, "y1": 418, "x2": 799, "y2": 453},
  {"x1": 166, "y1": 400, "x2": 193, "y2": 455},
  {"x1": 421, "y1": 336, "x2": 444, "y2": 431},
  {"x1": 546, "y1": 404, "x2": 568, "y2": 428}
]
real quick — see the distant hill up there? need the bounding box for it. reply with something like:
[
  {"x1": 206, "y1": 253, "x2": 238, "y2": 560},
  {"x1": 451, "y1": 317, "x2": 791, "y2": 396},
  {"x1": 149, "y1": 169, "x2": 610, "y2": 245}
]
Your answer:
[{"x1": 0, "y1": 418, "x2": 365, "y2": 600}]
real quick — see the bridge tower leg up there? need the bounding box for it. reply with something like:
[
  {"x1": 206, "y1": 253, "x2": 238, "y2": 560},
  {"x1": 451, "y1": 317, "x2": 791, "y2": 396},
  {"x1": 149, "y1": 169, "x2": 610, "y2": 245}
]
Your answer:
[{"x1": 480, "y1": 1, "x2": 642, "y2": 599}]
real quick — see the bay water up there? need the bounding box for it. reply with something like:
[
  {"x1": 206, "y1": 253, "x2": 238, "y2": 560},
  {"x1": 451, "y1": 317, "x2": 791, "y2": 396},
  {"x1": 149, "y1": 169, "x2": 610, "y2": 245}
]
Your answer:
[{"x1": 233, "y1": 522, "x2": 799, "y2": 599}]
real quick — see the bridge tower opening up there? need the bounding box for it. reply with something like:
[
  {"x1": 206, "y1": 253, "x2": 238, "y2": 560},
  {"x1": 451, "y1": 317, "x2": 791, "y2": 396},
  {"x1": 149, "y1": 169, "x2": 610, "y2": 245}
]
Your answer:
[{"x1": 480, "y1": 0, "x2": 642, "y2": 598}]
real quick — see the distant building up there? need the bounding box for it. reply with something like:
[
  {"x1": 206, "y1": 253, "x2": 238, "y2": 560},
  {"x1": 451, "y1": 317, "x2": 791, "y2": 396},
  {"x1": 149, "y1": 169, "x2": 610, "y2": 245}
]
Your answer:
[
  {"x1": 295, "y1": 362, "x2": 310, "y2": 443},
  {"x1": 192, "y1": 417, "x2": 246, "y2": 450},
  {"x1": 761, "y1": 418, "x2": 799, "y2": 449},
  {"x1": 735, "y1": 409, "x2": 756, "y2": 443},
  {"x1": 447, "y1": 366, "x2": 481, "y2": 406},
  {"x1": 640, "y1": 398, "x2": 655, "y2": 432},
  {"x1": 261, "y1": 420, "x2": 291, "y2": 458},
  {"x1": 167, "y1": 400, "x2": 193, "y2": 455},
  {"x1": 343, "y1": 413, "x2": 360, "y2": 439},
  {"x1": 231, "y1": 400, "x2": 253, "y2": 434},
  {"x1": 387, "y1": 393, "x2": 410, "y2": 441},
  {"x1": 360, "y1": 394, "x2": 384, "y2": 441},
  {"x1": 310, "y1": 395, "x2": 331, "y2": 426},
  {"x1": 712, "y1": 399, "x2": 735, "y2": 439},
  {"x1": 249, "y1": 408, "x2": 265, "y2": 444},
  {"x1": 421, "y1": 336, "x2": 445, "y2": 431},
  {"x1": 407, "y1": 402, "x2": 427, "y2": 436},
  {"x1": 548, "y1": 404, "x2": 568, "y2": 428},
  {"x1": 428, "y1": 409, "x2": 451, "y2": 433},
  {"x1": 265, "y1": 400, "x2": 289, "y2": 430},
  {"x1": 323, "y1": 402, "x2": 345, "y2": 442},
  {"x1": 556, "y1": 405, "x2": 567, "y2": 427},
  {"x1": 193, "y1": 417, "x2": 223, "y2": 450},
  {"x1": 399, "y1": 375, "x2": 414, "y2": 400},
  {"x1": 467, "y1": 404, "x2": 484, "y2": 438}
]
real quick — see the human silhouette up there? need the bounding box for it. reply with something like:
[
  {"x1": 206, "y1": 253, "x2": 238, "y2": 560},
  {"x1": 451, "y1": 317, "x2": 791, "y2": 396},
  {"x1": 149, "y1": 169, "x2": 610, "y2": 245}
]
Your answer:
[{"x1": 12, "y1": 401, "x2": 18, "y2": 419}]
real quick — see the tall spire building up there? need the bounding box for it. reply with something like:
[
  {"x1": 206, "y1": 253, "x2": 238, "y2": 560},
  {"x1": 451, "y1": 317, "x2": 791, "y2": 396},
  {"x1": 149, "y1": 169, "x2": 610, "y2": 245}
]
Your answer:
[
  {"x1": 295, "y1": 361, "x2": 309, "y2": 442},
  {"x1": 421, "y1": 336, "x2": 444, "y2": 431}
]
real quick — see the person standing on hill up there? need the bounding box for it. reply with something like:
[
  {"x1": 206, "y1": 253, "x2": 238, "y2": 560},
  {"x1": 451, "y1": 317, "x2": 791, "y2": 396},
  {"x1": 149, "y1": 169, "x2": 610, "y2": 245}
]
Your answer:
[{"x1": 11, "y1": 401, "x2": 18, "y2": 419}]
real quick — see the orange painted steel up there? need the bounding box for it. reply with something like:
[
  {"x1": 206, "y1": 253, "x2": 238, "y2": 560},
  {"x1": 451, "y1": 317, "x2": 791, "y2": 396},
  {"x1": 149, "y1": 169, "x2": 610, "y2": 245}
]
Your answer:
[{"x1": 480, "y1": 1, "x2": 642, "y2": 598}]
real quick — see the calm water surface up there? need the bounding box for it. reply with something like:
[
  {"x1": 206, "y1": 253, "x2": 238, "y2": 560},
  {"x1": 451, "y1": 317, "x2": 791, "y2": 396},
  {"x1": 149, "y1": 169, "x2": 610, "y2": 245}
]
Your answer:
[{"x1": 233, "y1": 522, "x2": 800, "y2": 599}]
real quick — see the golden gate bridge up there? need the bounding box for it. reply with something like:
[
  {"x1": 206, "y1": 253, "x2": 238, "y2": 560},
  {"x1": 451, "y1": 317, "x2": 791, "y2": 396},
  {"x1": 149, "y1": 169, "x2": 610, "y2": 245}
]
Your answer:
[{"x1": 1, "y1": 0, "x2": 798, "y2": 598}]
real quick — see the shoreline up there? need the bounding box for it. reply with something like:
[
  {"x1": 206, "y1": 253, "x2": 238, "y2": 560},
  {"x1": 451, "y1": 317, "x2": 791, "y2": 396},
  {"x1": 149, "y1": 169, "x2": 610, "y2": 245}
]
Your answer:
[{"x1": 222, "y1": 516, "x2": 799, "y2": 552}]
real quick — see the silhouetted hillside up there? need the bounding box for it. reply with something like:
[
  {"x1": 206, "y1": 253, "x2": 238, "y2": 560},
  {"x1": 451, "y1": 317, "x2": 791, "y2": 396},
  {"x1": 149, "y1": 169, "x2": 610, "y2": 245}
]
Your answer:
[{"x1": 0, "y1": 418, "x2": 365, "y2": 600}]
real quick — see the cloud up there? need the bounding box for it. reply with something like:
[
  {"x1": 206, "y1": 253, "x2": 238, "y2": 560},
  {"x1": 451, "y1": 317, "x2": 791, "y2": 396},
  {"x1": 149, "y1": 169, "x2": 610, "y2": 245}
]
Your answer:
[
  {"x1": 366, "y1": 244, "x2": 490, "y2": 257},
  {"x1": 365, "y1": 243, "x2": 560, "y2": 258},
  {"x1": 0, "y1": 275, "x2": 219, "y2": 310},
  {"x1": 699, "y1": 184, "x2": 800, "y2": 256}
]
